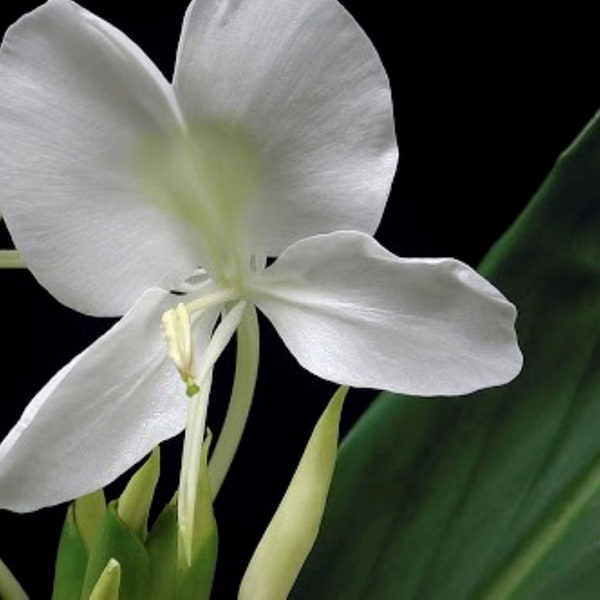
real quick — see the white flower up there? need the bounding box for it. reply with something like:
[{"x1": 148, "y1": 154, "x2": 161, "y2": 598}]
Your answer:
[{"x1": 0, "y1": 0, "x2": 521, "y2": 513}]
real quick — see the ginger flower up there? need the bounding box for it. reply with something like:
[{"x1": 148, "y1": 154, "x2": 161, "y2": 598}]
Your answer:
[{"x1": 0, "y1": 0, "x2": 521, "y2": 513}]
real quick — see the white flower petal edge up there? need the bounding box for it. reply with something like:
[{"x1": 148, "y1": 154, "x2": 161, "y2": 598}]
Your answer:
[
  {"x1": 0, "y1": 0, "x2": 397, "y2": 318},
  {"x1": 0, "y1": 289, "x2": 218, "y2": 512},
  {"x1": 153, "y1": 0, "x2": 396, "y2": 256},
  {"x1": 0, "y1": 0, "x2": 523, "y2": 517},
  {"x1": 253, "y1": 231, "x2": 523, "y2": 396},
  {"x1": 0, "y1": 0, "x2": 198, "y2": 317}
]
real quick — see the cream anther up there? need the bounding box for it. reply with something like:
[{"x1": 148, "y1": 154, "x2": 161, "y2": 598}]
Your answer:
[{"x1": 161, "y1": 303, "x2": 198, "y2": 397}]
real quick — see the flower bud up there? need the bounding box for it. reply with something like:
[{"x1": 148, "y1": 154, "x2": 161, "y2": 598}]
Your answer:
[{"x1": 239, "y1": 386, "x2": 347, "y2": 599}]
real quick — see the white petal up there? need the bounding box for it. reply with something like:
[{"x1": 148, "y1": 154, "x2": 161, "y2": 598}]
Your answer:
[
  {"x1": 0, "y1": 0, "x2": 199, "y2": 316},
  {"x1": 0, "y1": 288, "x2": 218, "y2": 512},
  {"x1": 253, "y1": 232, "x2": 522, "y2": 396},
  {"x1": 174, "y1": 0, "x2": 397, "y2": 255}
]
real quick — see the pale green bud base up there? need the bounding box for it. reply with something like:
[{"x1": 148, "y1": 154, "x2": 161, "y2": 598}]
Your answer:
[
  {"x1": 0, "y1": 250, "x2": 25, "y2": 269},
  {"x1": 0, "y1": 555, "x2": 28, "y2": 600},
  {"x1": 0, "y1": 214, "x2": 26, "y2": 269},
  {"x1": 51, "y1": 384, "x2": 345, "y2": 600},
  {"x1": 53, "y1": 445, "x2": 217, "y2": 600},
  {"x1": 89, "y1": 559, "x2": 121, "y2": 600},
  {"x1": 240, "y1": 386, "x2": 347, "y2": 599}
]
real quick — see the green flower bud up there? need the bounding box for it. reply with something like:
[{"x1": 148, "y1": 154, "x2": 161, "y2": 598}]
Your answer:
[
  {"x1": 75, "y1": 490, "x2": 107, "y2": 552},
  {"x1": 239, "y1": 386, "x2": 347, "y2": 599},
  {"x1": 117, "y1": 447, "x2": 160, "y2": 541},
  {"x1": 89, "y1": 558, "x2": 120, "y2": 600}
]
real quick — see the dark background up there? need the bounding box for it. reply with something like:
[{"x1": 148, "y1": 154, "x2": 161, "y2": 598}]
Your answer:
[{"x1": 0, "y1": 1, "x2": 599, "y2": 598}]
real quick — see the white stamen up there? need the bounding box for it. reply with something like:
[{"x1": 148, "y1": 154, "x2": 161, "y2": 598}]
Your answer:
[
  {"x1": 178, "y1": 370, "x2": 212, "y2": 566},
  {"x1": 196, "y1": 301, "x2": 247, "y2": 385},
  {"x1": 186, "y1": 288, "x2": 238, "y2": 318},
  {"x1": 162, "y1": 288, "x2": 241, "y2": 396}
]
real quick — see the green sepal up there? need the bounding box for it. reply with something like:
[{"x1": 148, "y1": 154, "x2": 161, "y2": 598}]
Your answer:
[
  {"x1": 177, "y1": 432, "x2": 218, "y2": 600},
  {"x1": 89, "y1": 558, "x2": 120, "y2": 600},
  {"x1": 145, "y1": 502, "x2": 178, "y2": 600},
  {"x1": 117, "y1": 448, "x2": 160, "y2": 541},
  {"x1": 52, "y1": 505, "x2": 88, "y2": 600},
  {"x1": 144, "y1": 434, "x2": 217, "y2": 600},
  {"x1": 74, "y1": 490, "x2": 107, "y2": 552},
  {"x1": 81, "y1": 502, "x2": 149, "y2": 600},
  {"x1": 177, "y1": 524, "x2": 218, "y2": 600}
]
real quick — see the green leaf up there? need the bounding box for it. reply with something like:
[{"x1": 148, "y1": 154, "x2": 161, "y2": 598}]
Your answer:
[
  {"x1": 293, "y1": 109, "x2": 600, "y2": 599},
  {"x1": 52, "y1": 506, "x2": 88, "y2": 600},
  {"x1": 81, "y1": 503, "x2": 149, "y2": 600},
  {"x1": 240, "y1": 386, "x2": 346, "y2": 600}
]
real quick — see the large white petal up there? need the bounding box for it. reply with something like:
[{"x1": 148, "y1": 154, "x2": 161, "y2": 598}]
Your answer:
[
  {"x1": 0, "y1": 0, "x2": 199, "y2": 316},
  {"x1": 253, "y1": 232, "x2": 522, "y2": 396},
  {"x1": 174, "y1": 0, "x2": 397, "y2": 255},
  {"x1": 0, "y1": 288, "x2": 218, "y2": 512}
]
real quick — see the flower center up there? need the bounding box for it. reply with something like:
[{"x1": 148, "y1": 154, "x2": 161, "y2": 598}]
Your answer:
[{"x1": 133, "y1": 121, "x2": 260, "y2": 289}]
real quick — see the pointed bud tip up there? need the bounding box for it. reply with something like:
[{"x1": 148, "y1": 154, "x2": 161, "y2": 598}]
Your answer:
[
  {"x1": 239, "y1": 386, "x2": 346, "y2": 599},
  {"x1": 89, "y1": 558, "x2": 120, "y2": 600},
  {"x1": 117, "y1": 447, "x2": 160, "y2": 540}
]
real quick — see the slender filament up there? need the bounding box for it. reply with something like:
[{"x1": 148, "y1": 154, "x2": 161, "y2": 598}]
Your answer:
[
  {"x1": 195, "y1": 300, "x2": 247, "y2": 384},
  {"x1": 209, "y1": 304, "x2": 260, "y2": 498}
]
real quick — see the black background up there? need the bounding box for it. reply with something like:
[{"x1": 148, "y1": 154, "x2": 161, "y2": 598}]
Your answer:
[{"x1": 0, "y1": 2, "x2": 599, "y2": 598}]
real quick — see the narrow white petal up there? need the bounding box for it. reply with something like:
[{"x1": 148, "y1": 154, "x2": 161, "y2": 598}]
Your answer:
[
  {"x1": 0, "y1": 288, "x2": 218, "y2": 512},
  {"x1": 174, "y1": 0, "x2": 397, "y2": 255},
  {"x1": 0, "y1": 0, "x2": 198, "y2": 316},
  {"x1": 253, "y1": 232, "x2": 522, "y2": 396}
]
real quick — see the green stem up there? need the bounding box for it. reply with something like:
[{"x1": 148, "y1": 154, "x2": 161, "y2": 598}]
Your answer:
[
  {"x1": 0, "y1": 556, "x2": 28, "y2": 600},
  {"x1": 0, "y1": 250, "x2": 25, "y2": 269},
  {"x1": 482, "y1": 449, "x2": 600, "y2": 599},
  {"x1": 208, "y1": 304, "x2": 259, "y2": 498}
]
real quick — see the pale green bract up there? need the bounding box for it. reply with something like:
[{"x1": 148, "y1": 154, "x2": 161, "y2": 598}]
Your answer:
[{"x1": 0, "y1": 0, "x2": 521, "y2": 523}]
